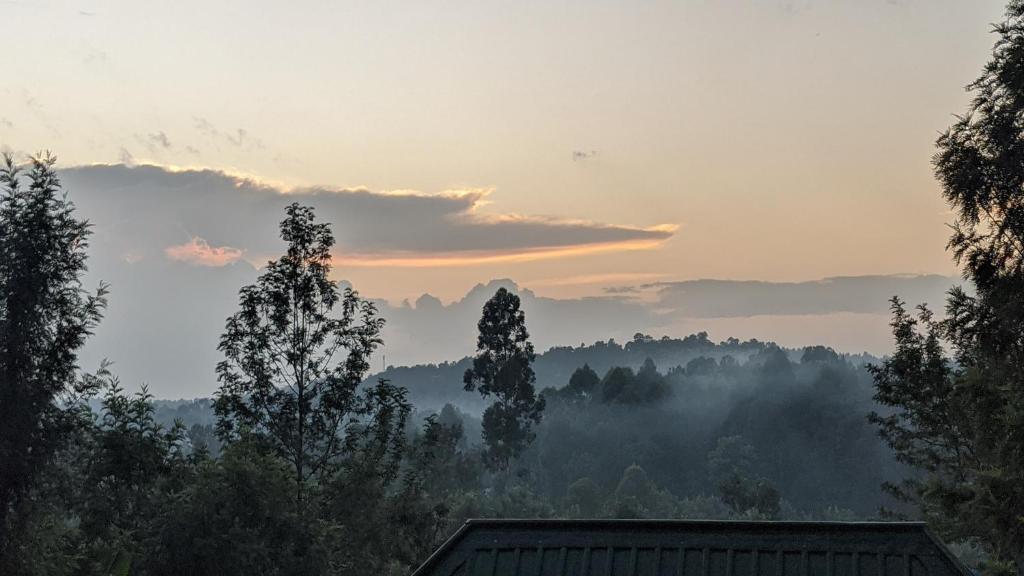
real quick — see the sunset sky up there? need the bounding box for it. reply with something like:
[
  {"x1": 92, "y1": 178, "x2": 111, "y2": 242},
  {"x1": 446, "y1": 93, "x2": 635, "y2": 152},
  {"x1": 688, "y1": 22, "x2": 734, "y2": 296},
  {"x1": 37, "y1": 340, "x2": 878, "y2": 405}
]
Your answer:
[{"x1": 0, "y1": 1, "x2": 1010, "y2": 395}]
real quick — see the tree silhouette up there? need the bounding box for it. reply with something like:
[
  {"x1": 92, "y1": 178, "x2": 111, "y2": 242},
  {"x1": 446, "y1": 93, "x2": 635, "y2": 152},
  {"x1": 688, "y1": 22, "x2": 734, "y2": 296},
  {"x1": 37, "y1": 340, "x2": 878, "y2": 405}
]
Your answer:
[
  {"x1": 464, "y1": 287, "x2": 545, "y2": 471},
  {"x1": 0, "y1": 153, "x2": 107, "y2": 555},
  {"x1": 564, "y1": 364, "x2": 600, "y2": 402},
  {"x1": 215, "y1": 203, "x2": 408, "y2": 508},
  {"x1": 872, "y1": 4, "x2": 1024, "y2": 573}
]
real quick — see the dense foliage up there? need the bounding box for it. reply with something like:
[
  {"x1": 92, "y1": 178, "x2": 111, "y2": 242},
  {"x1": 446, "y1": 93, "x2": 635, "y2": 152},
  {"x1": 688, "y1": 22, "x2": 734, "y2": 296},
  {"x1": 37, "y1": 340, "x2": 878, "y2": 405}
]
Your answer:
[
  {"x1": 463, "y1": 287, "x2": 545, "y2": 471},
  {"x1": 11, "y1": 5, "x2": 1024, "y2": 564},
  {"x1": 214, "y1": 203, "x2": 407, "y2": 511},
  {"x1": 868, "y1": 3, "x2": 1024, "y2": 574},
  {"x1": 0, "y1": 153, "x2": 107, "y2": 565}
]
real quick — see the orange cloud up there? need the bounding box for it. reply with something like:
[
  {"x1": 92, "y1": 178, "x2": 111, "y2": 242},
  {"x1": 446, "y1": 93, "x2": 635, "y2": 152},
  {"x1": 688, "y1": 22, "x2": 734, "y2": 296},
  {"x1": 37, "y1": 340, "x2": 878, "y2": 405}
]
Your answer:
[
  {"x1": 526, "y1": 271, "x2": 672, "y2": 288},
  {"x1": 332, "y1": 235, "x2": 673, "y2": 268},
  {"x1": 165, "y1": 237, "x2": 244, "y2": 267}
]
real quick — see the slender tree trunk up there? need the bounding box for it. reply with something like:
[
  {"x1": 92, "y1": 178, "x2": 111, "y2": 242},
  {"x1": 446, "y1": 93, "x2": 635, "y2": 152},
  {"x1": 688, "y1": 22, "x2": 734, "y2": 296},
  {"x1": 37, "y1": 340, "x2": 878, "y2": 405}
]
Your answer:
[
  {"x1": 293, "y1": 297, "x2": 305, "y2": 513},
  {"x1": 295, "y1": 458, "x2": 303, "y2": 509},
  {"x1": 0, "y1": 503, "x2": 8, "y2": 562},
  {"x1": 296, "y1": 399, "x2": 305, "y2": 512}
]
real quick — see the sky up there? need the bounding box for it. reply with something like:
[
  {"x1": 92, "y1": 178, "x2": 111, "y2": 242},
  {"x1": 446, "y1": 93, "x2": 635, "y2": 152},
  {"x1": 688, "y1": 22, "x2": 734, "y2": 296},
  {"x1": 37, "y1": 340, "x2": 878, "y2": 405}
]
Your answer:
[{"x1": 0, "y1": 0, "x2": 1009, "y2": 396}]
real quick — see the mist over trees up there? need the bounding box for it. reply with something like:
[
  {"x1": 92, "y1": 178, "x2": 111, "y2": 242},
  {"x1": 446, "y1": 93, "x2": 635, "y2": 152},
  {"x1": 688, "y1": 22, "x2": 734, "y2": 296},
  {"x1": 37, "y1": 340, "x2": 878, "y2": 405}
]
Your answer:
[
  {"x1": 164, "y1": 339, "x2": 902, "y2": 517},
  {"x1": 0, "y1": 176, "x2": 922, "y2": 572},
  {"x1": 0, "y1": 153, "x2": 1006, "y2": 575},
  {"x1": 8, "y1": 4, "x2": 1024, "y2": 576},
  {"x1": 0, "y1": 170, "x2": 908, "y2": 573}
]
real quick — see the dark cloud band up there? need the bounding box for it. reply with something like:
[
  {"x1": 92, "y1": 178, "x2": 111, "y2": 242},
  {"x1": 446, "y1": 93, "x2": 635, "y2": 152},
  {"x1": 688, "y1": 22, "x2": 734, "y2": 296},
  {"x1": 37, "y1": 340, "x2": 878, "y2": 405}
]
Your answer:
[
  {"x1": 629, "y1": 275, "x2": 959, "y2": 318},
  {"x1": 60, "y1": 164, "x2": 675, "y2": 266}
]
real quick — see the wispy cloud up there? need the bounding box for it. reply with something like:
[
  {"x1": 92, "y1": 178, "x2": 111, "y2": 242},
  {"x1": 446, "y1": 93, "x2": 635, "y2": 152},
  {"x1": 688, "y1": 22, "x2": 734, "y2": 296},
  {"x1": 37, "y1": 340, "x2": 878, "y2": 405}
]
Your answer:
[
  {"x1": 133, "y1": 131, "x2": 172, "y2": 155},
  {"x1": 148, "y1": 132, "x2": 171, "y2": 149},
  {"x1": 194, "y1": 117, "x2": 264, "y2": 150},
  {"x1": 165, "y1": 237, "x2": 244, "y2": 267}
]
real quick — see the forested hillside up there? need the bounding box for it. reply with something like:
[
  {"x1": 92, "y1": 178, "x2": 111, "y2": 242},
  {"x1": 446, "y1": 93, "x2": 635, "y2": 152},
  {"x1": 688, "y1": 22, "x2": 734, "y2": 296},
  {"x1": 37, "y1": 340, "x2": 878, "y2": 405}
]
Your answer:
[
  {"x1": 7, "y1": 3, "x2": 1024, "y2": 571},
  {"x1": 155, "y1": 336, "x2": 900, "y2": 521},
  {"x1": 373, "y1": 332, "x2": 877, "y2": 411}
]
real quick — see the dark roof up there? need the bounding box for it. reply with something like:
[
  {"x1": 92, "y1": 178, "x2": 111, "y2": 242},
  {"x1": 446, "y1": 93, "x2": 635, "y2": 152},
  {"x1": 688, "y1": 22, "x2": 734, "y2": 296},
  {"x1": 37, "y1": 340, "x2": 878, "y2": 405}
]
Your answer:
[{"x1": 411, "y1": 519, "x2": 970, "y2": 576}]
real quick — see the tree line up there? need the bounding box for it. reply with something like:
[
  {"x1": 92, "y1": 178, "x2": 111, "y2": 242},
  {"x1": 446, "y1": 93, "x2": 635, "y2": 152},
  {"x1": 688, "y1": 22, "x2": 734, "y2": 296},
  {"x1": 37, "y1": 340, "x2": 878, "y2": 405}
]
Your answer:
[
  {"x1": 5, "y1": 2, "x2": 1024, "y2": 574},
  {"x1": 0, "y1": 156, "x2": 890, "y2": 576}
]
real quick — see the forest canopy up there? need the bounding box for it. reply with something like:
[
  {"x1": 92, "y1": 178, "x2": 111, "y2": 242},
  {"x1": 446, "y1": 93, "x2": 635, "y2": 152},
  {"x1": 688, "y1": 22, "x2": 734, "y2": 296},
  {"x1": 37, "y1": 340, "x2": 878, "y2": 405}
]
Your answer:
[
  {"x1": 0, "y1": 167, "x2": 908, "y2": 574},
  {"x1": 8, "y1": 4, "x2": 1024, "y2": 575}
]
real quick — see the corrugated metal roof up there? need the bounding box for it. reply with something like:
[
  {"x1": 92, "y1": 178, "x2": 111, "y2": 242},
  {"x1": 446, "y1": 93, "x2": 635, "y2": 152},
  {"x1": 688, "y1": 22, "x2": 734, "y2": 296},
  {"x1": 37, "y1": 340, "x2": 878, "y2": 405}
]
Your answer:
[{"x1": 411, "y1": 520, "x2": 971, "y2": 576}]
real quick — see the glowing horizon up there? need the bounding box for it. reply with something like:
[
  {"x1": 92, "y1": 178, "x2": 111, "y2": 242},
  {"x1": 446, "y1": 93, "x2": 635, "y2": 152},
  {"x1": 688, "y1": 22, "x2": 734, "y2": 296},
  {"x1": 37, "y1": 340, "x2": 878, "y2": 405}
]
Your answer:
[{"x1": 2, "y1": 0, "x2": 1004, "y2": 305}]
